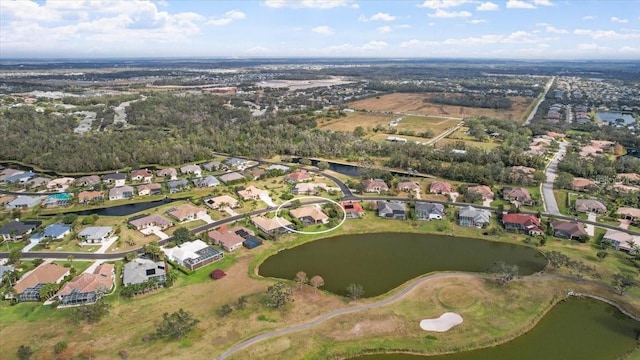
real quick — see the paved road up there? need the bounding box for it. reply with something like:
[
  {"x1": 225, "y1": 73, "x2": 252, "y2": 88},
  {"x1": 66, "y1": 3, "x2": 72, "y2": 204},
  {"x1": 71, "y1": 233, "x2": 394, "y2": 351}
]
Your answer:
[
  {"x1": 215, "y1": 272, "x2": 474, "y2": 360},
  {"x1": 541, "y1": 141, "x2": 568, "y2": 215},
  {"x1": 524, "y1": 76, "x2": 555, "y2": 126}
]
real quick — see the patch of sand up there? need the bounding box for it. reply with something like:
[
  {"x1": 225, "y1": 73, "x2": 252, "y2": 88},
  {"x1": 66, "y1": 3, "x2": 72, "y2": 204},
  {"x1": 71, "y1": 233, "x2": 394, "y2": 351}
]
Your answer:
[{"x1": 419, "y1": 312, "x2": 463, "y2": 332}]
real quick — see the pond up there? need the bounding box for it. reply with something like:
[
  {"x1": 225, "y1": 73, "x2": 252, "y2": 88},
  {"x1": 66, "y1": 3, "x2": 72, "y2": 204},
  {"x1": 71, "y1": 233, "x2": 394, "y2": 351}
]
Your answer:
[
  {"x1": 49, "y1": 197, "x2": 184, "y2": 217},
  {"x1": 596, "y1": 112, "x2": 636, "y2": 126},
  {"x1": 350, "y1": 298, "x2": 640, "y2": 360},
  {"x1": 258, "y1": 232, "x2": 547, "y2": 297}
]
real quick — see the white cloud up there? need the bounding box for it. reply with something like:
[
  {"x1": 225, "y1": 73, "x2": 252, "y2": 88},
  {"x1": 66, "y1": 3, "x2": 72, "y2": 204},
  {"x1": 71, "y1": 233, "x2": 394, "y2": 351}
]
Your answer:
[
  {"x1": 576, "y1": 43, "x2": 607, "y2": 51},
  {"x1": 582, "y1": 15, "x2": 595, "y2": 20},
  {"x1": 246, "y1": 46, "x2": 271, "y2": 54},
  {"x1": 398, "y1": 24, "x2": 411, "y2": 28},
  {"x1": 506, "y1": 0, "x2": 536, "y2": 9},
  {"x1": 263, "y1": 0, "x2": 350, "y2": 9},
  {"x1": 619, "y1": 46, "x2": 640, "y2": 54},
  {"x1": 468, "y1": 19, "x2": 487, "y2": 24},
  {"x1": 611, "y1": 16, "x2": 628, "y2": 23},
  {"x1": 358, "y1": 12, "x2": 396, "y2": 21},
  {"x1": 428, "y1": 9, "x2": 472, "y2": 18},
  {"x1": 545, "y1": 26, "x2": 567, "y2": 34},
  {"x1": 362, "y1": 40, "x2": 388, "y2": 50},
  {"x1": 207, "y1": 10, "x2": 245, "y2": 26},
  {"x1": 418, "y1": 0, "x2": 471, "y2": 9},
  {"x1": 503, "y1": 30, "x2": 538, "y2": 43},
  {"x1": 399, "y1": 39, "x2": 438, "y2": 47},
  {"x1": 312, "y1": 25, "x2": 334, "y2": 35},
  {"x1": 533, "y1": 0, "x2": 554, "y2": 6},
  {"x1": 377, "y1": 25, "x2": 392, "y2": 33},
  {"x1": 443, "y1": 34, "x2": 503, "y2": 45},
  {"x1": 574, "y1": 28, "x2": 640, "y2": 40},
  {"x1": 351, "y1": 3, "x2": 359, "y2": 8},
  {"x1": 428, "y1": 22, "x2": 436, "y2": 26},
  {"x1": 476, "y1": 2, "x2": 499, "y2": 11}
]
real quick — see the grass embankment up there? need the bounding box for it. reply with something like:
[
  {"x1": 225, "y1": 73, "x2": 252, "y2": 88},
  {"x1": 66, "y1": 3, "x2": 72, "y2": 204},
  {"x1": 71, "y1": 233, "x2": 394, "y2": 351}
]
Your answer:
[{"x1": 1, "y1": 212, "x2": 639, "y2": 359}]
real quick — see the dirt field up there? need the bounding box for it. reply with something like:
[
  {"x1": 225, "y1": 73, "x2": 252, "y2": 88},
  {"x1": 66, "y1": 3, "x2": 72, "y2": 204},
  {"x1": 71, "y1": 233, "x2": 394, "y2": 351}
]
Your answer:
[{"x1": 348, "y1": 93, "x2": 533, "y2": 121}]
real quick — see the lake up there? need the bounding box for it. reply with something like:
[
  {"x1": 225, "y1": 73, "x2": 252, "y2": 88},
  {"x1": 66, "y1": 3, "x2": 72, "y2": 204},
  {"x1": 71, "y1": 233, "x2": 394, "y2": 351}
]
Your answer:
[
  {"x1": 350, "y1": 298, "x2": 640, "y2": 360},
  {"x1": 258, "y1": 232, "x2": 547, "y2": 297},
  {"x1": 596, "y1": 112, "x2": 636, "y2": 126},
  {"x1": 48, "y1": 197, "x2": 183, "y2": 217}
]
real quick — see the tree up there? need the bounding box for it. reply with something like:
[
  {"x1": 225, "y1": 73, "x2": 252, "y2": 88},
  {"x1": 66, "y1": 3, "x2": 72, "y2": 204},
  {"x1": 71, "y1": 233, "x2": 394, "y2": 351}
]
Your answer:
[
  {"x1": 299, "y1": 158, "x2": 311, "y2": 166},
  {"x1": 353, "y1": 126, "x2": 366, "y2": 138},
  {"x1": 71, "y1": 298, "x2": 111, "y2": 323},
  {"x1": 172, "y1": 227, "x2": 193, "y2": 245},
  {"x1": 345, "y1": 283, "x2": 365, "y2": 300},
  {"x1": 8, "y1": 249, "x2": 21, "y2": 265},
  {"x1": 546, "y1": 251, "x2": 569, "y2": 269},
  {"x1": 153, "y1": 308, "x2": 199, "y2": 340},
  {"x1": 596, "y1": 250, "x2": 608, "y2": 261},
  {"x1": 39, "y1": 283, "x2": 60, "y2": 301},
  {"x1": 611, "y1": 273, "x2": 638, "y2": 295},
  {"x1": 265, "y1": 282, "x2": 293, "y2": 308},
  {"x1": 54, "y1": 341, "x2": 68, "y2": 355},
  {"x1": 217, "y1": 304, "x2": 233, "y2": 318},
  {"x1": 16, "y1": 345, "x2": 33, "y2": 360},
  {"x1": 67, "y1": 254, "x2": 74, "y2": 266},
  {"x1": 236, "y1": 295, "x2": 248, "y2": 310},
  {"x1": 317, "y1": 161, "x2": 329, "y2": 171},
  {"x1": 62, "y1": 213, "x2": 78, "y2": 225},
  {"x1": 309, "y1": 275, "x2": 324, "y2": 294},
  {"x1": 143, "y1": 241, "x2": 164, "y2": 261},
  {"x1": 294, "y1": 271, "x2": 308, "y2": 290},
  {"x1": 487, "y1": 261, "x2": 519, "y2": 286}
]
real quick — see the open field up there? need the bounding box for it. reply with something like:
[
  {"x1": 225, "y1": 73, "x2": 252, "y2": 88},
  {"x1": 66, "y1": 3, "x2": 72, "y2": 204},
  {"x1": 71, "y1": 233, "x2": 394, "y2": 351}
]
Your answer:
[
  {"x1": 2, "y1": 211, "x2": 639, "y2": 359},
  {"x1": 348, "y1": 93, "x2": 534, "y2": 121}
]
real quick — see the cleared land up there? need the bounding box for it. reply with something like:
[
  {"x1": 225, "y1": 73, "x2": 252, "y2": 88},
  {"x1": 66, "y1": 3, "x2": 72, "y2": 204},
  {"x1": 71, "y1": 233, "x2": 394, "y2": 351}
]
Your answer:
[
  {"x1": 437, "y1": 126, "x2": 501, "y2": 150},
  {"x1": 348, "y1": 93, "x2": 534, "y2": 121}
]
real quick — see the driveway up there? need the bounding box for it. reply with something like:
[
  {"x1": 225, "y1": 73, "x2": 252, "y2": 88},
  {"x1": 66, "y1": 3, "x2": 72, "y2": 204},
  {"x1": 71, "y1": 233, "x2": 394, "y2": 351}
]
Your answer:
[
  {"x1": 585, "y1": 212, "x2": 596, "y2": 236},
  {"x1": 96, "y1": 236, "x2": 118, "y2": 254},
  {"x1": 222, "y1": 206, "x2": 239, "y2": 217},
  {"x1": 259, "y1": 193, "x2": 276, "y2": 208},
  {"x1": 482, "y1": 197, "x2": 493, "y2": 207},
  {"x1": 197, "y1": 213, "x2": 215, "y2": 225},
  {"x1": 619, "y1": 219, "x2": 630, "y2": 230},
  {"x1": 541, "y1": 141, "x2": 568, "y2": 215}
]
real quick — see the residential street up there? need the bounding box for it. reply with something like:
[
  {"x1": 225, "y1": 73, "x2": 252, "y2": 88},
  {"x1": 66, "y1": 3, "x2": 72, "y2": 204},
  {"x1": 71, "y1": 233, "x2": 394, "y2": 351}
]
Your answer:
[{"x1": 541, "y1": 141, "x2": 568, "y2": 215}]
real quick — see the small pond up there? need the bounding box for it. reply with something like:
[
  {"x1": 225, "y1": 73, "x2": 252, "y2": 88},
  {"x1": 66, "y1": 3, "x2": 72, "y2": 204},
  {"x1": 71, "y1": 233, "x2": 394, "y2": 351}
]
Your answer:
[
  {"x1": 47, "y1": 197, "x2": 184, "y2": 217},
  {"x1": 259, "y1": 232, "x2": 547, "y2": 297},
  {"x1": 596, "y1": 112, "x2": 636, "y2": 126},
  {"x1": 350, "y1": 298, "x2": 640, "y2": 360}
]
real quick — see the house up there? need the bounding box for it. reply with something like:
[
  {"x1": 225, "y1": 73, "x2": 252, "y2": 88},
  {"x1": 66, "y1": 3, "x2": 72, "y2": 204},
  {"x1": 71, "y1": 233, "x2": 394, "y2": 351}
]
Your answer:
[
  {"x1": 46, "y1": 177, "x2": 74, "y2": 190},
  {"x1": 603, "y1": 229, "x2": 640, "y2": 253},
  {"x1": 290, "y1": 206, "x2": 329, "y2": 225},
  {"x1": 208, "y1": 226, "x2": 255, "y2": 252},
  {"x1": 130, "y1": 169, "x2": 153, "y2": 183},
  {"x1": 342, "y1": 201, "x2": 365, "y2": 218},
  {"x1": 192, "y1": 175, "x2": 220, "y2": 188},
  {"x1": 202, "y1": 161, "x2": 223, "y2": 172},
  {"x1": 103, "y1": 173, "x2": 126, "y2": 187},
  {"x1": 551, "y1": 221, "x2": 587, "y2": 240},
  {"x1": 163, "y1": 239, "x2": 224, "y2": 271},
  {"x1": 285, "y1": 171, "x2": 312, "y2": 183},
  {"x1": 415, "y1": 202, "x2": 444, "y2": 220},
  {"x1": 219, "y1": 172, "x2": 245, "y2": 184},
  {"x1": 0, "y1": 220, "x2": 41, "y2": 241},
  {"x1": 123, "y1": 258, "x2": 167, "y2": 287},
  {"x1": 56, "y1": 264, "x2": 115, "y2": 306},
  {"x1": 75, "y1": 175, "x2": 101, "y2": 187},
  {"x1": 77, "y1": 226, "x2": 113, "y2": 244},
  {"x1": 109, "y1": 185, "x2": 134, "y2": 200},
  {"x1": 78, "y1": 190, "x2": 104, "y2": 204},
  {"x1": 36, "y1": 223, "x2": 72, "y2": 240},
  {"x1": 137, "y1": 183, "x2": 162, "y2": 196},
  {"x1": 0, "y1": 195, "x2": 16, "y2": 206},
  {"x1": 204, "y1": 195, "x2": 239, "y2": 210},
  {"x1": 617, "y1": 173, "x2": 640, "y2": 184},
  {"x1": 467, "y1": 185, "x2": 494, "y2": 200},
  {"x1": 503, "y1": 187, "x2": 533, "y2": 206},
  {"x1": 180, "y1": 164, "x2": 202, "y2": 177},
  {"x1": 5, "y1": 195, "x2": 42, "y2": 209},
  {"x1": 251, "y1": 215, "x2": 293, "y2": 235},
  {"x1": 3, "y1": 171, "x2": 35, "y2": 184},
  {"x1": 458, "y1": 206, "x2": 491, "y2": 228},
  {"x1": 617, "y1": 207, "x2": 640, "y2": 222},
  {"x1": 575, "y1": 199, "x2": 607, "y2": 214},
  {"x1": 237, "y1": 185, "x2": 268, "y2": 200},
  {"x1": 266, "y1": 164, "x2": 290, "y2": 172},
  {"x1": 397, "y1": 180, "x2": 421, "y2": 193},
  {"x1": 502, "y1": 213, "x2": 543, "y2": 235},
  {"x1": 0, "y1": 168, "x2": 24, "y2": 182},
  {"x1": 12, "y1": 263, "x2": 69, "y2": 302},
  {"x1": 166, "y1": 203, "x2": 206, "y2": 222},
  {"x1": 362, "y1": 179, "x2": 389, "y2": 193},
  {"x1": 377, "y1": 201, "x2": 406, "y2": 219},
  {"x1": 225, "y1": 157, "x2": 250, "y2": 170},
  {"x1": 157, "y1": 168, "x2": 178, "y2": 180},
  {"x1": 128, "y1": 214, "x2": 173, "y2": 231},
  {"x1": 167, "y1": 179, "x2": 189, "y2": 194},
  {"x1": 509, "y1": 166, "x2": 536, "y2": 183},
  {"x1": 292, "y1": 182, "x2": 328, "y2": 195},
  {"x1": 26, "y1": 177, "x2": 52, "y2": 189},
  {"x1": 572, "y1": 178, "x2": 597, "y2": 192}
]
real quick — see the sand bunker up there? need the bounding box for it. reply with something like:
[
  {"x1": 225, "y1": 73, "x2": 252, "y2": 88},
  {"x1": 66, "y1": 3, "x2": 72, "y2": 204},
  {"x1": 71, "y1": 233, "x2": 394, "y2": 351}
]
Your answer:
[{"x1": 419, "y1": 312, "x2": 463, "y2": 332}]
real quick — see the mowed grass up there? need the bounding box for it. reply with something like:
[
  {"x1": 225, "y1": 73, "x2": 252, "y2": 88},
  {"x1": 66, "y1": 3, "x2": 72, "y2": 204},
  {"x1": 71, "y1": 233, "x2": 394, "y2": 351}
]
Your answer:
[{"x1": 348, "y1": 93, "x2": 533, "y2": 121}]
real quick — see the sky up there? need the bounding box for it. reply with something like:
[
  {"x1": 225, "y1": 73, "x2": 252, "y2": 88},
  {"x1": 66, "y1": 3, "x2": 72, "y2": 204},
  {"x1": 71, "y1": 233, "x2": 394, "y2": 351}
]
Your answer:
[{"x1": 1, "y1": 0, "x2": 639, "y2": 59}]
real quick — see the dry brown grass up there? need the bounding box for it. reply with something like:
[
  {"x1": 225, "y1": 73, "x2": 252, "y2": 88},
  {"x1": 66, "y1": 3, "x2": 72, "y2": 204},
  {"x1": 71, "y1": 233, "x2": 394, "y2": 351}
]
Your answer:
[
  {"x1": 348, "y1": 93, "x2": 533, "y2": 121},
  {"x1": 317, "y1": 112, "x2": 395, "y2": 132}
]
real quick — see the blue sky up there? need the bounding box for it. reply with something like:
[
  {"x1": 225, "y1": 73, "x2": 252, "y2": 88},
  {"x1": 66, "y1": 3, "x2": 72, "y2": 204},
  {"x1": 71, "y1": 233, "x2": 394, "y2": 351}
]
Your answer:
[{"x1": 1, "y1": 0, "x2": 639, "y2": 59}]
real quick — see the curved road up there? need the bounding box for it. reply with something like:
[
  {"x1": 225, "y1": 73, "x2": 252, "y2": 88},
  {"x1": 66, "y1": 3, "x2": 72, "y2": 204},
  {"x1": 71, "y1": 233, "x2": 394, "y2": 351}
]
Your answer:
[{"x1": 216, "y1": 272, "x2": 475, "y2": 360}]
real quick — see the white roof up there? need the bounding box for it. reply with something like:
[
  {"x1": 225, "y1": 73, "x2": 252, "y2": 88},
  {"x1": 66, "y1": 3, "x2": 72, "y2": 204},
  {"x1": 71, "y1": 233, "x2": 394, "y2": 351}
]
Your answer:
[
  {"x1": 78, "y1": 226, "x2": 112, "y2": 240},
  {"x1": 163, "y1": 240, "x2": 209, "y2": 263}
]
